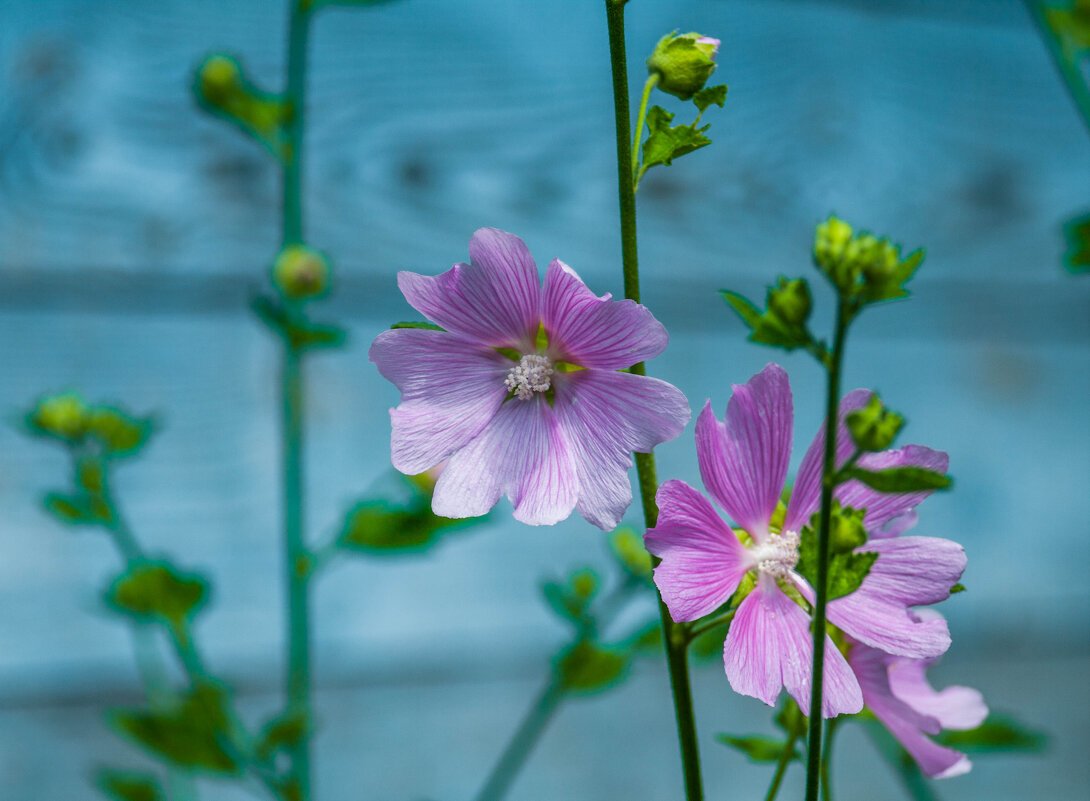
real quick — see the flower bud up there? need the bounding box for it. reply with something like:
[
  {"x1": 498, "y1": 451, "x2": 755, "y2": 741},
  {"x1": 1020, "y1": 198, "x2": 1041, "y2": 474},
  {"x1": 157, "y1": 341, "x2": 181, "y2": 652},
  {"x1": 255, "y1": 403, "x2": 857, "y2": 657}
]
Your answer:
[
  {"x1": 767, "y1": 277, "x2": 812, "y2": 327},
  {"x1": 30, "y1": 393, "x2": 88, "y2": 441},
  {"x1": 272, "y1": 244, "x2": 330, "y2": 300},
  {"x1": 860, "y1": 238, "x2": 900, "y2": 282},
  {"x1": 647, "y1": 31, "x2": 720, "y2": 100},
  {"x1": 813, "y1": 216, "x2": 853, "y2": 274},
  {"x1": 196, "y1": 55, "x2": 242, "y2": 107},
  {"x1": 830, "y1": 503, "x2": 867, "y2": 554},
  {"x1": 846, "y1": 394, "x2": 904, "y2": 452}
]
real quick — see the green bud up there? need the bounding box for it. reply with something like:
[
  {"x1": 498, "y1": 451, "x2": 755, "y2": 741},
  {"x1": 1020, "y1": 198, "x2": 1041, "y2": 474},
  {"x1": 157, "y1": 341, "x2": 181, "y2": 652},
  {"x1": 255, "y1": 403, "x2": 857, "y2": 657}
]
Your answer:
[
  {"x1": 196, "y1": 55, "x2": 242, "y2": 106},
  {"x1": 29, "y1": 393, "x2": 88, "y2": 441},
  {"x1": 767, "y1": 277, "x2": 812, "y2": 327},
  {"x1": 813, "y1": 216, "x2": 853, "y2": 274},
  {"x1": 647, "y1": 31, "x2": 720, "y2": 101},
  {"x1": 609, "y1": 527, "x2": 653, "y2": 582},
  {"x1": 86, "y1": 407, "x2": 152, "y2": 455},
  {"x1": 846, "y1": 394, "x2": 905, "y2": 452},
  {"x1": 829, "y1": 503, "x2": 867, "y2": 554},
  {"x1": 571, "y1": 569, "x2": 598, "y2": 599},
  {"x1": 860, "y1": 238, "x2": 900, "y2": 281},
  {"x1": 272, "y1": 244, "x2": 330, "y2": 300}
]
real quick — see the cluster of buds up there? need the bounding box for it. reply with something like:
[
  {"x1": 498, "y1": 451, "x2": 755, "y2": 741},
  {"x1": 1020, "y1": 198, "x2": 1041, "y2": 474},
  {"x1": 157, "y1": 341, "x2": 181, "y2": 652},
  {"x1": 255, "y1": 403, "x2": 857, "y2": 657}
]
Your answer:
[
  {"x1": 647, "y1": 31, "x2": 720, "y2": 100},
  {"x1": 828, "y1": 501, "x2": 868, "y2": 554},
  {"x1": 847, "y1": 394, "x2": 906, "y2": 452},
  {"x1": 766, "y1": 276, "x2": 812, "y2": 328},
  {"x1": 272, "y1": 244, "x2": 331, "y2": 300},
  {"x1": 813, "y1": 216, "x2": 910, "y2": 298},
  {"x1": 27, "y1": 393, "x2": 152, "y2": 455}
]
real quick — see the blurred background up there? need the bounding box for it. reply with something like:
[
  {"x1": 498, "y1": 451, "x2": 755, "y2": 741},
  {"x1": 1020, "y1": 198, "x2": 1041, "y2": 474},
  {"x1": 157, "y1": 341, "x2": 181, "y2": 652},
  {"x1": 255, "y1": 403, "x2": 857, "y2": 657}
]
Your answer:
[{"x1": 1, "y1": 0, "x2": 1087, "y2": 798}]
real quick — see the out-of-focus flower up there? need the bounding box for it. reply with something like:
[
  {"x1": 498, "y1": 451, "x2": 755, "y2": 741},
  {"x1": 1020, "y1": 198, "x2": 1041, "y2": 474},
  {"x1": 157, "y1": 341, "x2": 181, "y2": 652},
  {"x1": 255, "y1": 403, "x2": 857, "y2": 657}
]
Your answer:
[
  {"x1": 644, "y1": 363, "x2": 962, "y2": 716},
  {"x1": 370, "y1": 228, "x2": 689, "y2": 529},
  {"x1": 272, "y1": 244, "x2": 330, "y2": 300},
  {"x1": 850, "y1": 628, "x2": 988, "y2": 778},
  {"x1": 647, "y1": 31, "x2": 720, "y2": 100}
]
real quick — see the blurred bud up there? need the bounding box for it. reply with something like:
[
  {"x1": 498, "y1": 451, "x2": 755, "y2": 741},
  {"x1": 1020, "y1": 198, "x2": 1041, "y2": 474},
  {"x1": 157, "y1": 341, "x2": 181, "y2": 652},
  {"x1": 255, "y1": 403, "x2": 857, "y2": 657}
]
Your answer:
[
  {"x1": 272, "y1": 244, "x2": 330, "y2": 300},
  {"x1": 846, "y1": 394, "x2": 904, "y2": 452},
  {"x1": 610, "y1": 527, "x2": 653, "y2": 582},
  {"x1": 830, "y1": 503, "x2": 867, "y2": 554},
  {"x1": 647, "y1": 31, "x2": 720, "y2": 100},
  {"x1": 860, "y1": 238, "x2": 900, "y2": 282},
  {"x1": 29, "y1": 393, "x2": 88, "y2": 441},
  {"x1": 86, "y1": 407, "x2": 152, "y2": 455},
  {"x1": 813, "y1": 216, "x2": 853, "y2": 273},
  {"x1": 570, "y1": 569, "x2": 599, "y2": 599},
  {"x1": 196, "y1": 54, "x2": 242, "y2": 107},
  {"x1": 767, "y1": 277, "x2": 812, "y2": 327}
]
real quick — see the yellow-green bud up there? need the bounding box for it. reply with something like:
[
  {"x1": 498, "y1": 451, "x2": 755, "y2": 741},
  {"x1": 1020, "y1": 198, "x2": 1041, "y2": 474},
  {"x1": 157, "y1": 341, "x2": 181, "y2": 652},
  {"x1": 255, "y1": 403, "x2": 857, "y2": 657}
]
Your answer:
[
  {"x1": 272, "y1": 244, "x2": 330, "y2": 300},
  {"x1": 830, "y1": 504, "x2": 867, "y2": 554},
  {"x1": 31, "y1": 393, "x2": 88, "y2": 440},
  {"x1": 609, "y1": 527, "x2": 653, "y2": 581},
  {"x1": 647, "y1": 31, "x2": 720, "y2": 101},
  {"x1": 813, "y1": 216, "x2": 853, "y2": 273},
  {"x1": 860, "y1": 238, "x2": 900, "y2": 282},
  {"x1": 767, "y1": 277, "x2": 812, "y2": 327},
  {"x1": 197, "y1": 55, "x2": 242, "y2": 106},
  {"x1": 846, "y1": 394, "x2": 904, "y2": 452},
  {"x1": 571, "y1": 569, "x2": 598, "y2": 599}
]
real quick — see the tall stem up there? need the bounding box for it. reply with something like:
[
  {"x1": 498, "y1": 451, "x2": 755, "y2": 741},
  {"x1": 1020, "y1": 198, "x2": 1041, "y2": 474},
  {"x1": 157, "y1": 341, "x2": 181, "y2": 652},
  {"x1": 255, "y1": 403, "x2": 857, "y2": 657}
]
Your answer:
[
  {"x1": 604, "y1": 3, "x2": 703, "y2": 799},
  {"x1": 474, "y1": 681, "x2": 564, "y2": 801},
  {"x1": 764, "y1": 713, "x2": 803, "y2": 801},
  {"x1": 804, "y1": 298, "x2": 849, "y2": 801},
  {"x1": 281, "y1": 2, "x2": 313, "y2": 796}
]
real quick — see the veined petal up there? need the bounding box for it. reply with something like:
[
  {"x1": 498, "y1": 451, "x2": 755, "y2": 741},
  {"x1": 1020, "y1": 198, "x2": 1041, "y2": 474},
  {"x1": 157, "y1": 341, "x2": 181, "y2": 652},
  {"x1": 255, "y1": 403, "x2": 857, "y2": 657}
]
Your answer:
[
  {"x1": 432, "y1": 396, "x2": 578, "y2": 525},
  {"x1": 551, "y1": 369, "x2": 689, "y2": 530},
  {"x1": 370, "y1": 328, "x2": 510, "y2": 474},
  {"x1": 397, "y1": 228, "x2": 541, "y2": 348},
  {"x1": 784, "y1": 389, "x2": 872, "y2": 533},
  {"x1": 725, "y1": 575, "x2": 862, "y2": 717},
  {"x1": 645, "y1": 480, "x2": 754, "y2": 622},
  {"x1": 541, "y1": 258, "x2": 668, "y2": 368},
  {"x1": 888, "y1": 656, "x2": 988, "y2": 731},
  {"x1": 697, "y1": 364, "x2": 793, "y2": 541},
  {"x1": 836, "y1": 445, "x2": 950, "y2": 531}
]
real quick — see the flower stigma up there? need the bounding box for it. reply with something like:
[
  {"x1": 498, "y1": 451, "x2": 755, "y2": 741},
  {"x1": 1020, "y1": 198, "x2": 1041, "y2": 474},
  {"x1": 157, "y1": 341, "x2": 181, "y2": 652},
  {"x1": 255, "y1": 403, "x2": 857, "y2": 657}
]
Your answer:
[
  {"x1": 749, "y1": 529, "x2": 800, "y2": 578},
  {"x1": 504, "y1": 354, "x2": 554, "y2": 400}
]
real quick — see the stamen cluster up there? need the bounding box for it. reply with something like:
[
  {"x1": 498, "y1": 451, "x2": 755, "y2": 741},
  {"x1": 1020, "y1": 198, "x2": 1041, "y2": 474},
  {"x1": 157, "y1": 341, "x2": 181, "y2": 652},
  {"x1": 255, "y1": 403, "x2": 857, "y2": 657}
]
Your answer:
[{"x1": 504, "y1": 354, "x2": 554, "y2": 400}]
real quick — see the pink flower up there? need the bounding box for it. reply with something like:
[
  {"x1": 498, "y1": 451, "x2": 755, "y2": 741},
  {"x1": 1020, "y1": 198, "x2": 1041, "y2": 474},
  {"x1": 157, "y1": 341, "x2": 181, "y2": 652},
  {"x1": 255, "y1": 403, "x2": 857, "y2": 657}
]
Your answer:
[
  {"x1": 370, "y1": 228, "x2": 690, "y2": 530},
  {"x1": 644, "y1": 363, "x2": 964, "y2": 716},
  {"x1": 850, "y1": 625, "x2": 988, "y2": 778}
]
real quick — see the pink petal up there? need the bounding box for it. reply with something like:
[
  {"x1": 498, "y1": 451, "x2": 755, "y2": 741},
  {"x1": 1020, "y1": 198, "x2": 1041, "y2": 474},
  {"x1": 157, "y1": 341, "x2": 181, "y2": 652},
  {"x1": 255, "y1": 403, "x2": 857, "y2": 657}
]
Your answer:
[
  {"x1": 370, "y1": 328, "x2": 510, "y2": 474},
  {"x1": 724, "y1": 576, "x2": 862, "y2": 716},
  {"x1": 696, "y1": 364, "x2": 793, "y2": 541},
  {"x1": 541, "y1": 258, "x2": 668, "y2": 369},
  {"x1": 887, "y1": 650, "x2": 988, "y2": 730},
  {"x1": 645, "y1": 480, "x2": 755, "y2": 622},
  {"x1": 431, "y1": 396, "x2": 577, "y2": 525},
  {"x1": 784, "y1": 389, "x2": 872, "y2": 533},
  {"x1": 836, "y1": 445, "x2": 950, "y2": 531},
  {"x1": 551, "y1": 369, "x2": 689, "y2": 530},
  {"x1": 397, "y1": 228, "x2": 541, "y2": 348}
]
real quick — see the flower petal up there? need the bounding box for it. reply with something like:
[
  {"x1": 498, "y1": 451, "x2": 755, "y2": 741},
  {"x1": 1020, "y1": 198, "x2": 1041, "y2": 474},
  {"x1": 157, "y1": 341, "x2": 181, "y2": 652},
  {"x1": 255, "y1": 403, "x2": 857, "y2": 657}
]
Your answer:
[
  {"x1": 887, "y1": 641, "x2": 988, "y2": 730},
  {"x1": 725, "y1": 576, "x2": 862, "y2": 716},
  {"x1": 551, "y1": 369, "x2": 689, "y2": 530},
  {"x1": 784, "y1": 389, "x2": 872, "y2": 533},
  {"x1": 541, "y1": 258, "x2": 668, "y2": 368},
  {"x1": 370, "y1": 328, "x2": 510, "y2": 474},
  {"x1": 836, "y1": 445, "x2": 950, "y2": 532},
  {"x1": 697, "y1": 364, "x2": 793, "y2": 541},
  {"x1": 431, "y1": 395, "x2": 578, "y2": 525},
  {"x1": 645, "y1": 480, "x2": 754, "y2": 622},
  {"x1": 397, "y1": 228, "x2": 541, "y2": 348}
]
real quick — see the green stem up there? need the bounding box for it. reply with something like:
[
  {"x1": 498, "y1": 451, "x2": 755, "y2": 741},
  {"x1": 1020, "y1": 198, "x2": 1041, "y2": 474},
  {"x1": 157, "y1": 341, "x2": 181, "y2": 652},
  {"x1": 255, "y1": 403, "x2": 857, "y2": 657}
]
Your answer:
[
  {"x1": 604, "y1": 3, "x2": 703, "y2": 799},
  {"x1": 685, "y1": 608, "x2": 735, "y2": 641},
  {"x1": 1023, "y1": 0, "x2": 1090, "y2": 135},
  {"x1": 631, "y1": 73, "x2": 659, "y2": 185},
  {"x1": 474, "y1": 681, "x2": 565, "y2": 801},
  {"x1": 764, "y1": 711, "x2": 803, "y2": 801},
  {"x1": 804, "y1": 297, "x2": 849, "y2": 801},
  {"x1": 821, "y1": 717, "x2": 839, "y2": 801},
  {"x1": 283, "y1": 2, "x2": 311, "y2": 246}
]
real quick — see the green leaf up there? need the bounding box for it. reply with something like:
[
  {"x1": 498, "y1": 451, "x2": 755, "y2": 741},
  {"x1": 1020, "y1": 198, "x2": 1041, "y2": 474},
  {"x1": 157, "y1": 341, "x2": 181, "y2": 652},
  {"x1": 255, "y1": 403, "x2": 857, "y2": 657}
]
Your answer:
[
  {"x1": 720, "y1": 289, "x2": 814, "y2": 351},
  {"x1": 390, "y1": 321, "x2": 444, "y2": 331},
  {"x1": 716, "y1": 734, "x2": 801, "y2": 763},
  {"x1": 640, "y1": 105, "x2": 712, "y2": 175},
  {"x1": 111, "y1": 684, "x2": 240, "y2": 774},
  {"x1": 693, "y1": 84, "x2": 728, "y2": 113},
  {"x1": 254, "y1": 711, "x2": 309, "y2": 763},
  {"x1": 541, "y1": 569, "x2": 600, "y2": 627},
  {"x1": 935, "y1": 713, "x2": 1047, "y2": 754},
  {"x1": 96, "y1": 769, "x2": 164, "y2": 801},
  {"x1": 950, "y1": 583, "x2": 966, "y2": 594},
  {"x1": 625, "y1": 620, "x2": 664, "y2": 656},
  {"x1": 1063, "y1": 212, "x2": 1090, "y2": 273},
  {"x1": 846, "y1": 465, "x2": 952, "y2": 493},
  {"x1": 859, "y1": 249, "x2": 925, "y2": 305},
  {"x1": 337, "y1": 498, "x2": 475, "y2": 554},
  {"x1": 105, "y1": 562, "x2": 209, "y2": 624},
  {"x1": 44, "y1": 491, "x2": 112, "y2": 526},
  {"x1": 251, "y1": 296, "x2": 346, "y2": 351},
  {"x1": 76, "y1": 456, "x2": 105, "y2": 494},
  {"x1": 795, "y1": 523, "x2": 879, "y2": 601},
  {"x1": 607, "y1": 526, "x2": 653, "y2": 583},
  {"x1": 721, "y1": 290, "x2": 764, "y2": 329},
  {"x1": 86, "y1": 408, "x2": 155, "y2": 456},
  {"x1": 554, "y1": 640, "x2": 628, "y2": 695}
]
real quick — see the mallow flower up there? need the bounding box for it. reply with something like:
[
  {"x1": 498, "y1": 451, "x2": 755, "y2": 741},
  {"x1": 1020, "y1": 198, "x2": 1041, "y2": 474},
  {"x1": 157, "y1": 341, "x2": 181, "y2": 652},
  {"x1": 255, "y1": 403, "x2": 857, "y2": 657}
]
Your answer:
[
  {"x1": 370, "y1": 228, "x2": 690, "y2": 530},
  {"x1": 850, "y1": 622, "x2": 988, "y2": 778},
  {"x1": 644, "y1": 363, "x2": 964, "y2": 716}
]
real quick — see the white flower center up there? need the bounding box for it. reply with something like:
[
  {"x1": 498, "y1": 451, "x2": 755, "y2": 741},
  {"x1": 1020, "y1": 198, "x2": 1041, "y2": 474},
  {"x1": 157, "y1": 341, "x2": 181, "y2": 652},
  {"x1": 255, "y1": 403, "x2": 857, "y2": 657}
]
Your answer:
[
  {"x1": 750, "y1": 529, "x2": 800, "y2": 578},
  {"x1": 504, "y1": 354, "x2": 554, "y2": 400}
]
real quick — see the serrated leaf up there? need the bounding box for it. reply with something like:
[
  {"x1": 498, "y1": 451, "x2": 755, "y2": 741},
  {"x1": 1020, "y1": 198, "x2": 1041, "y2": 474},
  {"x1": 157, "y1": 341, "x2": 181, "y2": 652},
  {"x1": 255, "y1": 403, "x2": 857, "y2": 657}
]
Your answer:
[
  {"x1": 640, "y1": 105, "x2": 712, "y2": 175},
  {"x1": 390, "y1": 321, "x2": 444, "y2": 331},
  {"x1": 254, "y1": 711, "x2": 309, "y2": 763},
  {"x1": 846, "y1": 465, "x2": 952, "y2": 493},
  {"x1": 935, "y1": 713, "x2": 1047, "y2": 754},
  {"x1": 111, "y1": 684, "x2": 239, "y2": 774},
  {"x1": 795, "y1": 525, "x2": 879, "y2": 601},
  {"x1": 96, "y1": 770, "x2": 164, "y2": 801},
  {"x1": 554, "y1": 640, "x2": 628, "y2": 695},
  {"x1": 105, "y1": 562, "x2": 209, "y2": 624},
  {"x1": 44, "y1": 491, "x2": 112, "y2": 526},
  {"x1": 720, "y1": 290, "x2": 813, "y2": 351},
  {"x1": 716, "y1": 734, "x2": 801, "y2": 763},
  {"x1": 693, "y1": 84, "x2": 728, "y2": 113}
]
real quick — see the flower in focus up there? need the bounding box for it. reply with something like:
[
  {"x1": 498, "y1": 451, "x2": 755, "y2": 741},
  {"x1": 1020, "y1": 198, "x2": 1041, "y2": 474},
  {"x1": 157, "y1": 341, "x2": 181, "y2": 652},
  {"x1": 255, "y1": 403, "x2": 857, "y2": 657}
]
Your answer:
[
  {"x1": 644, "y1": 363, "x2": 963, "y2": 716},
  {"x1": 850, "y1": 625, "x2": 988, "y2": 778},
  {"x1": 370, "y1": 228, "x2": 690, "y2": 530},
  {"x1": 647, "y1": 31, "x2": 720, "y2": 100}
]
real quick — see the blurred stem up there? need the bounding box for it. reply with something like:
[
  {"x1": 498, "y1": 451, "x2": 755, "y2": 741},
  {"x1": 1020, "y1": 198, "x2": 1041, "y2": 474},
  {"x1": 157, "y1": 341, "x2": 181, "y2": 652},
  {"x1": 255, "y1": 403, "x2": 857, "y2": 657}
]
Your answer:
[
  {"x1": 281, "y1": 2, "x2": 314, "y2": 797},
  {"x1": 804, "y1": 297, "x2": 849, "y2": 801},
  {"x1": 1023, "y1": 0, "x2": 1090, "y2": 135},
  {"x1": 474, "y1": 681, "x2": 565, "y2": 801},
  {"x1": 821, "y1": 717, "x2": 840, "y2": 801},
  {"x1": 605, "y1": 3, "x2": 704, "y2": 800},
  {"x1": 764, "y1": 706, "x2": 803, "y2": 801},
  {"x1": 631, "y1": 73, "x2": 659, "y2": 185}
]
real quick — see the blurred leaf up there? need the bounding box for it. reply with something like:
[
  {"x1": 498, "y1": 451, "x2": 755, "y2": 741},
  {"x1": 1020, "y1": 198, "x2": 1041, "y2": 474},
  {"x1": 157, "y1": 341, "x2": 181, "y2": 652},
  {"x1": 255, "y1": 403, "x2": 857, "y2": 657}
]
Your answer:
[
  {"x1": 86, "y1": 408, "x2": 155, "y2": 456},
  {"x1": 689, "y1": 621, "x2": 730, "y2": 661},
  {"x1": 554, "y1": 640, "x2": 628, "y2": 695},
  {"x1": 640, "y1": 105, "x2": 712, "y2": 176},
  {"x1": 935, "y1": 713, "x2": 1047, "y2": 754},
  {"x1": 390, "y1": 321, "x2": 444, "y2": 331},
  {"x1": 76, "y1": 456, "x2": 105, "y2": 494},
  {"x1": 716, "y1": 734, "x2": 801, "y2": 763},
  {"x1": 1063, "y1": 212, "x2": 1090, "y2": 273},
  {"x1": 111, "y1": 684, "x2": 239, "y2": 774},
  {"x1": 96, "y1": 769, "x2": 164, "y2": 801},
  {"x1": 541, "y1": 568, "x2": 599, "y2": 627},
  {"x1": 693, "y1": 84, "x2": 728, "y2": 113},
  {"x1": 845, "y1": 465, "x2": 952, "y2": 493},
  {"x1": 255, "y1": 711, "x2": 309, "y2": 763},
  {"x1": 337, "y1": 498, "x2": 475, "y2": 554},
  {"x1": 252, "y1": 296, "x2": 346, "y2": 351},
  {"x1": 44, "y1": 491, "x2": 112, "y2": 526},
  {"x1": 796, "y1": 524, "x2": 878, "y2": 601},
  {"x1": 858, "y1": 249, "x2": 924, "y2": 305},
  {"x1": 625, "y1": 620, "x2": 664, "y2": 656},
  {"x1": 607, "y1": 527, "x2": 653, "y2": 583},
  {"x1": 106, "y1": 562, "x2": 209, "y2": 624}
]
